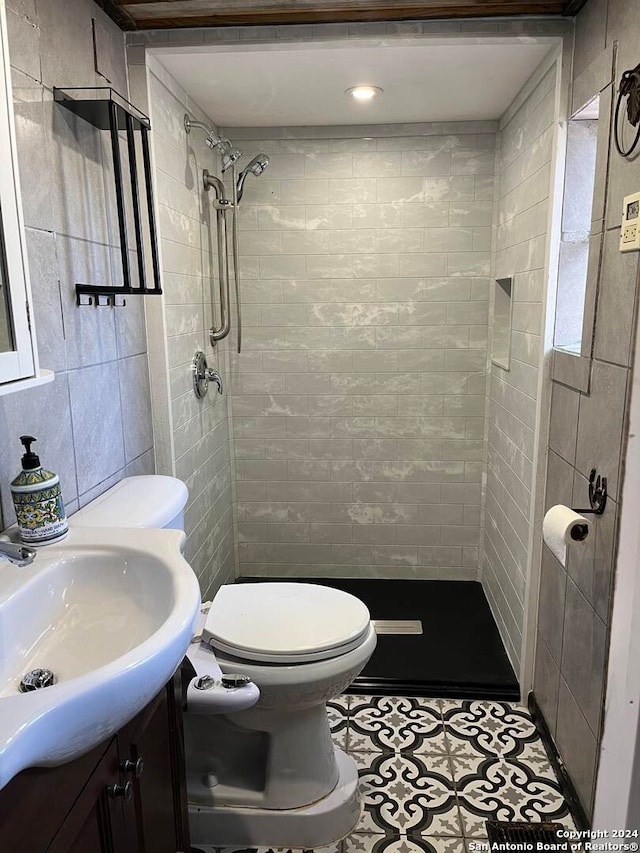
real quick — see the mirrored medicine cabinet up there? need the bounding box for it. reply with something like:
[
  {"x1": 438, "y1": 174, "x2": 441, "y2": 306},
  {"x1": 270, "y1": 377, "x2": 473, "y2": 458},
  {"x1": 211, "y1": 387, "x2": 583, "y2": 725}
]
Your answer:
[{"x1": 0, "y1": 1, "x2": 51, "y2": 396}]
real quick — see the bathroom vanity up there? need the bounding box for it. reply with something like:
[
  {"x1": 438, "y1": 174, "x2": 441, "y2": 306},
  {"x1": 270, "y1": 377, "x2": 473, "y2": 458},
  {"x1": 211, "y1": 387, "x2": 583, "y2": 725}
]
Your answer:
[{"x1": 0, "y1": 674, "x2": 190, "y2": 853}]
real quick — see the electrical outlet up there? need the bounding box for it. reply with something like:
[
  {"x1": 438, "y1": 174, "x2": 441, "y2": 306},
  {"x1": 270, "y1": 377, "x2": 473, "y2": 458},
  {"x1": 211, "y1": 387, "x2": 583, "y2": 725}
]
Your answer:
[{"x1": 620, "y1": 191, "x2": 640, "y2": 252}]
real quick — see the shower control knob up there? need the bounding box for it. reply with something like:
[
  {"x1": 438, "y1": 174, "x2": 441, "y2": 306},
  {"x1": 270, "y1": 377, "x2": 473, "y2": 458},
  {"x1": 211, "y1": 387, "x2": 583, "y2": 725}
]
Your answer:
[
  {"x1": 192, "y1": 351, "x2": 223, "y2": 399},
  {"x1": 221, "y1": 674, "x2": 252, "y2": 689}
]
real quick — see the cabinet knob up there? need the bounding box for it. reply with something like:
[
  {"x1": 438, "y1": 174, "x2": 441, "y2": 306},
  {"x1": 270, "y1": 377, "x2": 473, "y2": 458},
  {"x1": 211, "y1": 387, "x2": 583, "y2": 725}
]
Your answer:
[
  {"x1": 121, "y1": 757, "x2": 145, "y2": 778},
  {"x1": 107, "y1": 781, "x2": 133, "y2": 801}
]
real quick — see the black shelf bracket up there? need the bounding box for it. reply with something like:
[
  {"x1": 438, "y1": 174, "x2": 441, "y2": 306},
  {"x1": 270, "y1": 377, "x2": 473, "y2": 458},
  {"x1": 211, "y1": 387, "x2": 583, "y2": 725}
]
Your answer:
[{"x1": 53, "y1": 87, "x2": 162, "y2": 304}]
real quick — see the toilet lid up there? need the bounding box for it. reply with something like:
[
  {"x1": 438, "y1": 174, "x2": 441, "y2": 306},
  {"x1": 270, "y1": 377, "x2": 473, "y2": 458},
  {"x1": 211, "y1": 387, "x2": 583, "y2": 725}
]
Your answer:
[{"x1": 203, "y1": 583, "x2": 372, "y2": 663}]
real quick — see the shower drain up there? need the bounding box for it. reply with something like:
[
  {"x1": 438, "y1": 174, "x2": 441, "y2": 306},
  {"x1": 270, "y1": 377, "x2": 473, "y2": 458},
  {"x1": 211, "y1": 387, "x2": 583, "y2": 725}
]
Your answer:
[
  {"x1": 372, "y1": 620, "x2": 423, "y2": 635},
  {"x1": 19, "y1": 668, "x2": 57, "y2": 692}
]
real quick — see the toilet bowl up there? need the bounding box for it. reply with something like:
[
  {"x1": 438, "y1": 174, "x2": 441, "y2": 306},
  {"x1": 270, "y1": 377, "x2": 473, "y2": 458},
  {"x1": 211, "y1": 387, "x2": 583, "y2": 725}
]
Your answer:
[
  {"x1": 187, "y1": 582, "x2": 375, "y2": 796},
  {"x1": 186, "y1": 581, "x2": 376, "y2": 848},
  {"x1": 72, "y1": 476, "x2": 376, "y2": 849}
]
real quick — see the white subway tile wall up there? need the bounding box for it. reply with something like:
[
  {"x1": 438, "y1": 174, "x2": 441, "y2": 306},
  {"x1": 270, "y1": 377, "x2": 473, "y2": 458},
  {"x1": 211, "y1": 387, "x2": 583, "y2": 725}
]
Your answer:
[
  {"x1": 148, "y1": 63, "x2": 235, "y2": 598},
  {"x1": 482, "y1": 68, "x2": 556, "y2": 669},
  {"x1": 227, "y1": 126, "x2": 496, "y2": 580}
]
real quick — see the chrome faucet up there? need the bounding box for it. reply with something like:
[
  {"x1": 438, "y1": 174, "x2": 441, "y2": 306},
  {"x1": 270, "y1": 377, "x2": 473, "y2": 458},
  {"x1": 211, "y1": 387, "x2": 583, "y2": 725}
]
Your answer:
[{"x1": 0, "y1": 540, "x2": 37, "y2": 567}]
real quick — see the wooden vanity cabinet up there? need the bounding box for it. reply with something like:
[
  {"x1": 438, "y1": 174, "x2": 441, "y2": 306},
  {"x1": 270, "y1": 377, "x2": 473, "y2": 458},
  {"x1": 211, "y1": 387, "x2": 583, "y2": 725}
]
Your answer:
[{"x1": 0, "y1": 673, "x2": 190, "y2": 853}]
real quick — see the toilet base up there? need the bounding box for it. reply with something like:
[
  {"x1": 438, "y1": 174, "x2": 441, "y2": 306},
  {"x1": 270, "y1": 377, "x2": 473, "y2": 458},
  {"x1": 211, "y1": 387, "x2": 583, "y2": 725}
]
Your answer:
[{"x1": 189, "y1": 748, "x2": 361, "y2": 850}]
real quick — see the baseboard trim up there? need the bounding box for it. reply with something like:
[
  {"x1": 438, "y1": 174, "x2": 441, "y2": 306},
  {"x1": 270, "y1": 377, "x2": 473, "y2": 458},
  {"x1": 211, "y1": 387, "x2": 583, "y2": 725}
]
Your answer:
[
  {"x1": 348, "y1": 677, "x2": 520, "y2": 701},
  {"x1": 528, "y1": 691, "x2": 590, "y2": 831}
]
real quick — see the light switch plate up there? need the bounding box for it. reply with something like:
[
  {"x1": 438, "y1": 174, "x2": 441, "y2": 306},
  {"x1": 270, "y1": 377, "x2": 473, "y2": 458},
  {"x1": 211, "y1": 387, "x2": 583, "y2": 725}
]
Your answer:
[{"x1": 620, "y1": 191, "x2": 640, "y2": 252}]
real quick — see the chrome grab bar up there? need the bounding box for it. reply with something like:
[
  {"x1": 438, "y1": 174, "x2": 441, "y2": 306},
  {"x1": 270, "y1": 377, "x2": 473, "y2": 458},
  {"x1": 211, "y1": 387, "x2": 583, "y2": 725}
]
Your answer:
[
  {"x1": 231, "y1": 165, "x2": 242, "y2": 354},
  {"x1": 203, "y1": 169, "x2": 232, "y2": 346}
]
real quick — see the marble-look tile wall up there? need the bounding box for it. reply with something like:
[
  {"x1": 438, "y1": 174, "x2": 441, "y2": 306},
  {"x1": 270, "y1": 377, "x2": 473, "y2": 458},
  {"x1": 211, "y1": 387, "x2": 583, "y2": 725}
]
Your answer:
[
  {"x1": 482, "y1": 67, "x2": 557, "y2": 671},
  {"x1": 139, "y1": 58, "x2": 235, "y2": 597},
  {"x1": 225, "y1": 125, "x2": 496, "y2": 579},
  {"x1": 533, "y1": 0, "x2": 640, "y2": 818},
  {"x1": 0, "y1": 0, "x2": 154, "y2": 531}
]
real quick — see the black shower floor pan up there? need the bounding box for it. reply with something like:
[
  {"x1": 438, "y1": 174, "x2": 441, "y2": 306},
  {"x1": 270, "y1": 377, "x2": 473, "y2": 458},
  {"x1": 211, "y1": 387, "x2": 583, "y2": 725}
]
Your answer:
[{"x1": 235, "y1": 577, "x2": 520, "y2": 701}]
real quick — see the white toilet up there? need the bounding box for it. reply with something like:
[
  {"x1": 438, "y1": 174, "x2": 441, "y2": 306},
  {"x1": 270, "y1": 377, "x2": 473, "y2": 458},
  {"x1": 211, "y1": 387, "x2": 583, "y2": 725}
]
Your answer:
[
  {"x1": 72, "y1": 475, "x2": 377, "y2": 850},
  {"x1": 72, "y1": 474, "x2": 188, "y2": 531}
]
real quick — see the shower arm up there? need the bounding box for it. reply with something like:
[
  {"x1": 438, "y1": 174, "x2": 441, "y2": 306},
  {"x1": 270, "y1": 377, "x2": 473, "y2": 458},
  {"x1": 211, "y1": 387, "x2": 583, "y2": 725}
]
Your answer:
[
  {"x1": 203, "y1": 169, "x2": 232, "y2": 346},
  {"x1": 231, "y1": 165, "x2": 243, "y2": 354}
]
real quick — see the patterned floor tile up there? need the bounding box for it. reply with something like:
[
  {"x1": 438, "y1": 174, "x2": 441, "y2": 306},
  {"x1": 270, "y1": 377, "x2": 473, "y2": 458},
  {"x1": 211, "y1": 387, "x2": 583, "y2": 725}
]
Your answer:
[
  {"x1": 452, "y1": 756, "x2": 573, "y2": 836},
  {"x1": 349, "y1": 696, "x2": 445, "y2": 754},
  {"x1": 345, "y1": 835, "x2": 466, "y2": 853},
  {"x1": 194, "y1": 696, "x2": 577, "y2": 853},
  {"x1": 205, "y1": 846, "x2": 342, "y2": 853},
  {"x1": 451, "y1": 752, "x2": 558, "y2": 785},
  {"x1": 464, "y1": 838, "x2": 489, "y2": 852},
  {"x1": 328, "y1": 698, "x2": 350, "y2": 750},
  {"x1": 505, "y1": 740, "x2": 558, "y2": 777},
  {"x1": 330, "y1": 695, "x2": 352, "y2": 713},
  {"x1": 442, "y1": 701, "x2": 538, "y2": 759},
  {"x1": 417, "y1": 837, "x2": 467, "y2": 853},
  {"x1": 353, "y1": 751, "x2": 462, "y2": 837}
]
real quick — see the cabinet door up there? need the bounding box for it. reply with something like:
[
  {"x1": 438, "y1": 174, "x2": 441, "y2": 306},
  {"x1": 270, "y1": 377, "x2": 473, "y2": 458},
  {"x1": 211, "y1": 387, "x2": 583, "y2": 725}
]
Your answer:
[
  {"x1": 48, "y1": 739, "x2": 133, "y2": 853},
  {"x1": 0, "y1": 677, "x2": 189, "y2": 853},
  {"x1": 119, "y1": 676, "x2": 190, "y2": 853},
  {"x1": 0, "y1": 739, "x2": 112, "y2": 852}
]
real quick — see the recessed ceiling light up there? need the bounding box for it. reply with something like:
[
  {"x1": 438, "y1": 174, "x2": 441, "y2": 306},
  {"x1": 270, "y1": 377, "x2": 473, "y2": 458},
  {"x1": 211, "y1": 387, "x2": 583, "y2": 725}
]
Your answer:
[{"x1": 345, "y1": 85, "x2": 383, "y2": 102}]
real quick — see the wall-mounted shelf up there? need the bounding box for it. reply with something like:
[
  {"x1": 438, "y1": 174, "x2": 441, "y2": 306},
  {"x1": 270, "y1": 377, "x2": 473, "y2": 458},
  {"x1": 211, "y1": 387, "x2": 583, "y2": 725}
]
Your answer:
[{"x1": 53, "y1": 87, "x2": 162, "y2": 304}]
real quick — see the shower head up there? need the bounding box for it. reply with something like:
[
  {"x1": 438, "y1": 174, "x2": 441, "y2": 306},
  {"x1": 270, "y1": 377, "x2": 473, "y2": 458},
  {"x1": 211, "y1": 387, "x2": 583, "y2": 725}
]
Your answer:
[
  {"x1": 245, "y1": 153, "x2": 270, "y2": 176},
  {"x1": 185, "y1": 114, "x2": 242, "y2": 170},
  {"x1": 236, "y1": 153, "x2": 270, "y2": 202},
  {"x1": 219, "y1": 139, "x2": 243, "y2": 172},
  {"x1": 185, "y1": 115, "x2": 220, "y2": 148}
]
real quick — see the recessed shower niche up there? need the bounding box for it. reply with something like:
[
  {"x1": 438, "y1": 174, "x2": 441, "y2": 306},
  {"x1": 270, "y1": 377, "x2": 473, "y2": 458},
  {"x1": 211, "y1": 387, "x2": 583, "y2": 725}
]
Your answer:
[{"x1": 491, "y1": 276, "x2": 514, "y2": 370}]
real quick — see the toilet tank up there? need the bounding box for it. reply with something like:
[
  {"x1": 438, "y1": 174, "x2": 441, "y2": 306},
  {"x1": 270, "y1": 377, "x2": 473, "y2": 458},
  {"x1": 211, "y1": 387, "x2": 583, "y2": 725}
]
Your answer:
[{"x1": 71, "y1": 476, "x2": 189, "y2": 531}]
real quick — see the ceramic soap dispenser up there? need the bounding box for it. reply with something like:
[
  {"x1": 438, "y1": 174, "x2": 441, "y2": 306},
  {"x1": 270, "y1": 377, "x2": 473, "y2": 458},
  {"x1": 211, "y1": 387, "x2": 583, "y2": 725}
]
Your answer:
[{"x1": 10, "y1": 435, "x2": 68, "y2": 545}]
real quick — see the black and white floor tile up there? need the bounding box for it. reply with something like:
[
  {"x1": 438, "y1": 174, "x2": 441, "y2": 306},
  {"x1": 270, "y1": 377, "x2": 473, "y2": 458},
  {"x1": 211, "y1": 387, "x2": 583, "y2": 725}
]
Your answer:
[{"x1": 199, "y1": 696, "x2": 576, "y2": 853}]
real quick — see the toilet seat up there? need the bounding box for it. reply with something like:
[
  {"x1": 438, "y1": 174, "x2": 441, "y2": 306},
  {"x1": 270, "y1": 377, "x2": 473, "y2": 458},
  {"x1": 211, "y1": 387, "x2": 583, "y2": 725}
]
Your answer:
[{"x1": 203, "y1": 582, "x2": 372, "y2": 664}]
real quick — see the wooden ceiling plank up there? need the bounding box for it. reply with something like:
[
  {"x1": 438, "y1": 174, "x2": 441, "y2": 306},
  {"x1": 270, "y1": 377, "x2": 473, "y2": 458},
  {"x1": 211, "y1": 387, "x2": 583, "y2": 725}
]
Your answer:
[
  {"x1": 562, "y1": 0, "x2": 588, "y2": 12},
  {"x1": 111, "y1": 0, "x2": 585, "y2": 28},
  {"x1": 94, "y1": 0, "x2": 137, "y2": 27},
  {"x1": 118, "y1": 0, "x2": 560, "y2": 8},
  {"x1": 124, "y1": 8, "x2": 566, "y2": 30}
]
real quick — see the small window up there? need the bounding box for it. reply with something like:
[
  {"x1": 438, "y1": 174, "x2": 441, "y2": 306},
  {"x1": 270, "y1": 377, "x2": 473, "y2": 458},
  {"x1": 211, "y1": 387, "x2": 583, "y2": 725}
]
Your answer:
[
  {"x1": 491, "y1": 276, "x2": 513, "y2": 370},
  {"x1": 554, "y1": 98, "x2": 599, "y2": 353}
]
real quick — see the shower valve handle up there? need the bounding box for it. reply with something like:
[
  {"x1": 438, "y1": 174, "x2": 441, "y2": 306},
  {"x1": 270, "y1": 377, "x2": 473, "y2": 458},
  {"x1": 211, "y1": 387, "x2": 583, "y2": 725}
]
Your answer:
[
  {"x1": 205, "y1": 368, "x2": 223, "y2": 394},
  {"x1": 192, "y1": 351, "x2": 223, "y2": 398}
]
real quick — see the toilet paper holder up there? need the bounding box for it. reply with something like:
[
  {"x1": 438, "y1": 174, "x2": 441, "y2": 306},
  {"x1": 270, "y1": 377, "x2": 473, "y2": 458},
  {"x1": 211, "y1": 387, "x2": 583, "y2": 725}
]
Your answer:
[{"x1": 573, "y1": 468, "x2": 607, "y2": 516}]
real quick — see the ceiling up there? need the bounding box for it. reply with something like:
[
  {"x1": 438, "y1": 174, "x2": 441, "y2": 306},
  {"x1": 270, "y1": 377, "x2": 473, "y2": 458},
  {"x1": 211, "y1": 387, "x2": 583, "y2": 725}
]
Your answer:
[
  {"x1": 107, "y1": 0, "x2": 587, "y2": 30},
  {"x1": 154, "y1": 39, "x2": 555, "y2": 127}
]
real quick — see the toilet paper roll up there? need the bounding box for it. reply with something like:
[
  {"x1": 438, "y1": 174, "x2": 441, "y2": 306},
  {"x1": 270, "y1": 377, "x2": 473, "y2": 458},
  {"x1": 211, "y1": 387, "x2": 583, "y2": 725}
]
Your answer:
[{"x1": 542, "y1": 505, "x2": 591, "y2": 567}]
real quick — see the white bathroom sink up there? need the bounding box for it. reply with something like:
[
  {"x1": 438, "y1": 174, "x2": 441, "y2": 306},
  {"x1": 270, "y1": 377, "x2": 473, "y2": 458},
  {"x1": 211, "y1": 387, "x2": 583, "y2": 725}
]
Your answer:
[{"x1": 0, "y1": 526, "x2": 201, "y2": 789}]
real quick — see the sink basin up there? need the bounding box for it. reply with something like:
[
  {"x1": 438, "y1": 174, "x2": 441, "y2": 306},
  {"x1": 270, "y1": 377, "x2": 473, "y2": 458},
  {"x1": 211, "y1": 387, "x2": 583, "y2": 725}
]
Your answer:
[{"x1": 0, "y1": 526, "x2": 201, "y2": 788}]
